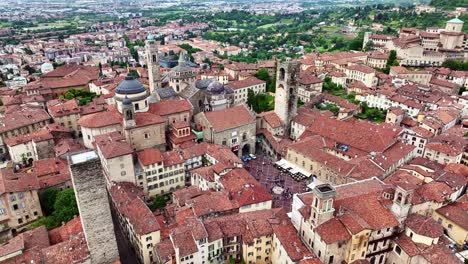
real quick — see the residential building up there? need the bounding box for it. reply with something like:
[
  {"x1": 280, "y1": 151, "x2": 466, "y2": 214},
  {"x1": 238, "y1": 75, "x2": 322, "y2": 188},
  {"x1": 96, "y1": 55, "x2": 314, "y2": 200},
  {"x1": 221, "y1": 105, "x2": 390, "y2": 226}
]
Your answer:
[{"x1": 137, "y1": 148, "x2": 185, "y2": 196}]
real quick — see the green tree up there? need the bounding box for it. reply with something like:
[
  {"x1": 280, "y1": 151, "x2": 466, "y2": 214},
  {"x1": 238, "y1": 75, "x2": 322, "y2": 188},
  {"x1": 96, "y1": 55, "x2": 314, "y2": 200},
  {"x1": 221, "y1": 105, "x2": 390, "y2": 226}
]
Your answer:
[
  {"x1": 29, "y1": 188, "x2": 78, "y2": 230},
  {"x1": 348, "y1": 32, "x2": 364, "y2": 51},
  {"x1": 442, "y1": 60, "x2": 468, "y2": 71},
  {"x1": 53, "y1": 189, "x2": 79, "y2": 224},
  {"x1": 128, "y1": 69, "x2": 140, "y2": 79},
  {"x1": 364, "y1": 40, "x2": 374, "y2": 51},
  {"x1": 40, "y1": 188, "x2": 59, "y2": 216},
  {"x1": 149, "y1": 195, "x2": 167, "y2": 211},
  {"x1": 383, "y1": 50, "x2": 398, "y2": 74},
  {"x1": 23, "y1": 65, "x2": 36, "y2": 75},
  {"x1": 254, "y1": 68, "x2": 275, "y2": 93}
]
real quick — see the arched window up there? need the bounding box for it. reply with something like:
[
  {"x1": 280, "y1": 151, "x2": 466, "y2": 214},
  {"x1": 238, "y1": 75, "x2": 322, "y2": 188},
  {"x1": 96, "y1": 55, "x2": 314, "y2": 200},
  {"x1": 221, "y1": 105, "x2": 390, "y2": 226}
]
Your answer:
[
  {"x1": 152, "y1": 55, "x2": 157, "y2": 63},
  {"x1": 279, "y1": 68, "x2": 286, "y2": 81},
  {"x1": 396, "y1": 192, "x2": 403, "y2": 204},
  {"x1": 394, "y1": 245, "x2": 402, "y2": 255},
  {"x1": 125, "y1": 110, "x2": 133, "y2": 120}
]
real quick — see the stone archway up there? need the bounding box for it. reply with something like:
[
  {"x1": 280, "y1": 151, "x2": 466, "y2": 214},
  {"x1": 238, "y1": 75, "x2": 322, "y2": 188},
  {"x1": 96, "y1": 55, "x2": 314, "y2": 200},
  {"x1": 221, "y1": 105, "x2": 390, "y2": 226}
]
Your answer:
[{"x1": 242, "y1": 144, "x2": 251, "y2": 156}]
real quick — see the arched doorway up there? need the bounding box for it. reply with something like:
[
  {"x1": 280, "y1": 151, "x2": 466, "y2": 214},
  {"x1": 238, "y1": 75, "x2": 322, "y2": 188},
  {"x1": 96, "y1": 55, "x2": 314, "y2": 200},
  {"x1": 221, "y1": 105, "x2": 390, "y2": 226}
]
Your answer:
[{"x1": 242, "y1": 144, "x2": 250, "y2": 156}]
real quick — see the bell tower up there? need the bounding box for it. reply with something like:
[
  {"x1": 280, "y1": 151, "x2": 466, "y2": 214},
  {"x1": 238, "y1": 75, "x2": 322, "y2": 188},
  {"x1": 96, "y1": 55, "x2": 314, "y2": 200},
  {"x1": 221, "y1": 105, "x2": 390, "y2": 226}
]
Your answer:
[
  {"x1": 122, "y1": 96, "x2": 135, "y2": 128},
  {"x1": 145, "y1": 34, "x2": 161, "y2": 94},
  {"x1": 391, "y1": 186, "x2": 413, "y2": 223},
  {"x1": 309, "y1": 184, "x2": 336, "y2": 227},
  {"x1": 274, "y1": 59, "x2": 300, "y2": 137}
]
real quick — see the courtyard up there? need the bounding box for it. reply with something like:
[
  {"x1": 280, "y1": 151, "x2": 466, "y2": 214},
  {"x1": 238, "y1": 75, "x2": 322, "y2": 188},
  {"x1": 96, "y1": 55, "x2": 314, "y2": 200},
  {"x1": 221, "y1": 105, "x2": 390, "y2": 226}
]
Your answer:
[{"x1": 244, "y1": 154, "x2": 311, "y2": 212}]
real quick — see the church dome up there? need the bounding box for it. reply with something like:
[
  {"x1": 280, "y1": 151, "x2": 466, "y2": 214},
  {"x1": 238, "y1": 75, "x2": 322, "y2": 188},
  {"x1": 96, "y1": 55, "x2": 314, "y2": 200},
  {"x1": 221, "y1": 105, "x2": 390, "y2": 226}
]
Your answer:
[
  {"x1": 206, "y1": 81, "x2": 225, "y2": 94},
  {"x1": 122, "y1": 96, "x2": 132, "y2": 106},
  {"x1": 116, "y1": 76, "x2": 147, "y2": 95}
]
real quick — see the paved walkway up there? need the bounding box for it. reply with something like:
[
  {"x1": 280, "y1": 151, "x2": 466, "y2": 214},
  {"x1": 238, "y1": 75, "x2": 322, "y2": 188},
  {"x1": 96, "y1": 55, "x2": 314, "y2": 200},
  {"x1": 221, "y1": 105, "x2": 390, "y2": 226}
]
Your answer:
[{"x1": 245, "y1": 155, "x2": 310, "y2": 212}]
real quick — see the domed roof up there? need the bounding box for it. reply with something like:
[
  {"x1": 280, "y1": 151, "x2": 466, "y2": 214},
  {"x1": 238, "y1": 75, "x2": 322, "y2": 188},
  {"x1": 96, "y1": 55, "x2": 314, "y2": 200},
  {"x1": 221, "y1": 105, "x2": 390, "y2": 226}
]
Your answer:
[
  {"x1": 116, "y1": 76, "x2": 147, "y2": 95},
  {"x1": 447, "y1": 18, "x2": 464, "y2": 24},
  {"x1": 123, "y1": 96, "x2": 132, "y2": 106},
  {"x1": 206, "y1": 81, "x2": 225, "y2": 94}
]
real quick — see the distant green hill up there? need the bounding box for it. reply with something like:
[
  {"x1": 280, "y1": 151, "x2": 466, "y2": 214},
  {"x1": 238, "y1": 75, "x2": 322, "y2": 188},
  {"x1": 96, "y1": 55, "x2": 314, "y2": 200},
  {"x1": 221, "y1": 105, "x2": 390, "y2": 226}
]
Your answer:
[{"x1": 430, "y1": 0, "x2": 466, "y2": 10}]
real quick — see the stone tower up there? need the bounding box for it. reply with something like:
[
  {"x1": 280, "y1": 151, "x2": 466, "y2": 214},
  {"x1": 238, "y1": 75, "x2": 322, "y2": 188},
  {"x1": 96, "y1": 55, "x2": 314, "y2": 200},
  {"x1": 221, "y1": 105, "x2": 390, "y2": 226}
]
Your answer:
[
  {"x1": 390, "y1": 186, "x2": 414, "y2": 223},
  {"x1": 310, "y1": 184, "x2": 336, "y2": 227},
  {"x1": 274, "y1": 59, "x2": 300, "y2": 136},
  {"x1": 122, "y1": 96, "x2": 135, "y2": 128},
  {"x1": 69, "y1": 151, "x2": 120, "y2": 264},
  {"x1": 445, "y1": 17, "x2": 464, "y2": 33},
  {"x1": 145, "y1": 34, "x2": 161, "y2": 94}
]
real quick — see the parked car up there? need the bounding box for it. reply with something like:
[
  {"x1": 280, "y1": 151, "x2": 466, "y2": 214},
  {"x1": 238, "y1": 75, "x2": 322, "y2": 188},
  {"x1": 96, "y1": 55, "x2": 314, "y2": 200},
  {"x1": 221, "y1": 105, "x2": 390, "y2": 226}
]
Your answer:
[
  {"x1": 249, "y1": 154, "x2": 257, "y2": 159},
  {"x1": 241, "y1": 155, "x2": 252, "y2": 162}
]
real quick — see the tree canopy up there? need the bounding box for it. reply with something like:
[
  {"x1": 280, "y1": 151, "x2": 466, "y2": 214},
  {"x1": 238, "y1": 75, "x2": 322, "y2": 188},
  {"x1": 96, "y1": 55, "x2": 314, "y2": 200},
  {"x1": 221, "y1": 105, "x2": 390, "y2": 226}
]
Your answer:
[{"x1": 29, "y1": 188, "x2": 79, "y2": 230}]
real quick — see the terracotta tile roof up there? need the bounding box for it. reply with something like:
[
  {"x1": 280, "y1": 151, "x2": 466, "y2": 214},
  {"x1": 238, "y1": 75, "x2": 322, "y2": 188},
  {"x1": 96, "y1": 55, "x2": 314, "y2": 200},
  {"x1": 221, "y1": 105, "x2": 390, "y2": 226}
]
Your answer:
[
  {"x1": 429, "y1": 78, "x2": 459, "y2": 89},
  {"x1": 190, "y1": 165, "x2": 216, "y2": 182},
  {"x1": 305, "y1": 116, "x2": 401, "y2": 153},
  {"x1": 270, "y1": 209, "x2": 314, "y2": 261},
  {"x1": 47, "y1": 99, "x2": 80, "y2": 117},
  {"x1": 394, "y1": 235, "x2": 422, "y2": 257},
  {"x1": 32, "y1": 158, "x2": 71, "y2": 188},
  {"x1": 444, "y1": 163, "x2": 468, "y2": 177},
  {"x1": 336, "y1": 192, "x2": 398, "y2": 230},
  {"x1": 161, "y1": 151, "x2": 184, "y2": 166},
  {"x1": 384, "y1": 170, "x2": 423, "y2": 191},
  {"x1": 95, "y1": 132, "x2": 133, "y2": 159},
  {"x1": 220, "y1": 168, "x2": 272, "y2": 207},
  {"x1": 299, "y1": 72, "x2": 323, "y2": 85},
  {"x1": 315, "y1": 218, "x2": 351, "y2": 244},
  {"x1": 110, "y1": 182, "x2": 160, "y2": 236},
  {"x1": 48, "y1": 216, "x2": 83, "y2": 244},
  {"x1": 137, "y1": 148, "x2": 163, "y2": 166},
  {"x1": 203, "y1": 105, "x2": 255, "y2": 131},
  {"x1": 412, "y1": 181, "x2": 453, "y2": 204},
  {"x1": 0, "y1": 226, "x2": 50, "y2": 264},
  {"x1": 186, "y1": 191, "x2": 239, "y2": 217},
  {"x1": 4, "y1": 127, "x2": 53, "y2": 146},
  {"x1": 78, "y1": 109, "x2": 121, "y2": 128},
  {"x1": 425, "y1": 132, "x2": 466, "y2": 156},
  {"x1": 258, "y1": 110, "x2": 284, "y2": 128},
  {"x1": 148, "y1": 99, "x2": 192, "y2": 117},
  {"x1": 288, "y1": 135, "x2": 357, "y2": 176},
  {"x1": 79, "y1": 100, "x2": 108, "y2": 116},
  {"x1": 172, "y1": 186, "x2": 207, "y2": 206},
  {"x1": 293, "y1": 108, "x2": 334, "y2": 126},
  {"x1": 0, "y1": 106, "x2": 50, "y2": 134},
  {"x1": 131, "y1": 111, "x2": 166, "y2": 128},
  {"x1": 154, "y1": 239, "x2": 175, "y2": 263},
  {"x1": 227, "y1": 77, "x2": 265, "y2": 90},
  {"x1": 420, "y1": 243, "x2": 462, "y2": 264},
  {"x1": 0, "y1": 168, "x2": 40, "y2": 195},
  {"x1": 436, "y1": 171, "x2": 467, "y2": 189},
  {"x1": 39, "y1": 64, "x2": 99, "y2": 90},
  {"x1": 345, "y1": 64, "x2": 375, "y2": 74},
  {"x1": 405, "y1": 214, "x2": 443, "y2": 238},
  {"x1": 435, "y1": 200, "x2": 468, "y2": 230},
  {"x1": 170, "y1": 217, "x2": 208, "y2": 254},
  {"x1": 54, "y1": 138, "x2": 85, "y2": 158},
  {"x1": 41, "y1": 233, "x2": 90, "y2": 264}
]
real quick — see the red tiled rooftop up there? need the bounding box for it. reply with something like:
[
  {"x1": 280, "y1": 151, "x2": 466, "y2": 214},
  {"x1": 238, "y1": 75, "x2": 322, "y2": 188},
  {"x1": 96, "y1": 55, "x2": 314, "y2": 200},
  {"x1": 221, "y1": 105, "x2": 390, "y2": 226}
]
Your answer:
[
  {"x1": 227, "y1": 77, "x2": 265, "y2": 90},
  {"x1": 203, "y1": 105, "x2": 255, "y2": 131},
  {"x1": 405, "y1": 214, "x2": 443, "y2": 238}
]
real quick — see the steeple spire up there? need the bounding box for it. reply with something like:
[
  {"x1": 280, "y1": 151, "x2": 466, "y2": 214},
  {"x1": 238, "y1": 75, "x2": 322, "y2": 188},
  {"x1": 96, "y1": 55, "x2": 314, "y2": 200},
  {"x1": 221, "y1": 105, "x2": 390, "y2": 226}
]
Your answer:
[{"x1": 178, "y1": 52, "x2": 186, "y2": 66}]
